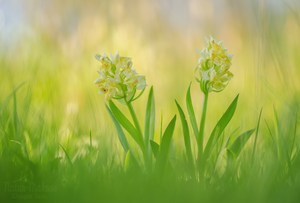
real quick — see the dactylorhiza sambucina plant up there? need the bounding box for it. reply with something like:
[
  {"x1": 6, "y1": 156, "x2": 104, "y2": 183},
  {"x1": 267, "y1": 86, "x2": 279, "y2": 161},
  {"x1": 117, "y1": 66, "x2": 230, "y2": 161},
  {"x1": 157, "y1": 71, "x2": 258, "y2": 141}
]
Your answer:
[
  {"x1": 175, "y1": 37, "x2": 256, "y2": 179},
  {"x1": 95, "y1": 53, "x2": 176, "y2": 172}
]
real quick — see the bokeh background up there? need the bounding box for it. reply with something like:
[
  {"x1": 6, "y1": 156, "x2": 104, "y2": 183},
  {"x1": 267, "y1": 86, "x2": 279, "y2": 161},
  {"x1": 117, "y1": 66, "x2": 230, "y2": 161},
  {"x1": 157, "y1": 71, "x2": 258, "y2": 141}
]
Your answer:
[{"x1": 1, "y1": 0, "x2": 300, "y2": 163}]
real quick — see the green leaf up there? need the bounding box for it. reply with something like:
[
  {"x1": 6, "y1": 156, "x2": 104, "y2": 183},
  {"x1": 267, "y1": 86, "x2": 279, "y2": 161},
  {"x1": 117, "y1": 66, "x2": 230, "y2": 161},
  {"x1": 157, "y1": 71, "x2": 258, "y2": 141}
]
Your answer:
[
  {"x1": 186, "y1": 83, "x2": 198, "y2": 139},
  {"x1": 144, "y1": 86, "x2": 155, "y2": 145},
  {"x1": 109, "y1": 101, "x2": 144, "y2": 148},
  {"x1": 150, "y1": 140, "x2": 159, "y2": 159},
  {"x1": 106, "y1": 105, "x2": 129, "y2": 152},
  {"x1": 175, "y1": 100, "x2": 193, "y2": 164},
  {"x1": 157, "y1": 115, "x2": 177, "y2": 169},
  {"x1": 124, "y1": 150, "x2": 139, "y2": 171},
  {"x1": 227, "y1": 129, "x2": 255, "y2": 159},
  {"x1": 204, "y1": 94, "x2": 239, "y2": 159}
]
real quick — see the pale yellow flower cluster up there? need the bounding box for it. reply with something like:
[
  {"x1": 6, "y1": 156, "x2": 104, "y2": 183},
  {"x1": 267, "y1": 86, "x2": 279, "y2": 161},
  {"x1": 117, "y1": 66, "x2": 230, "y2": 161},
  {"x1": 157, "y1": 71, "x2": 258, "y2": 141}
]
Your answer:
[
  {"x1": 94, "y1": 53, "x2": 146, "y2": 101},
  {"x1": 195, "y1": 37, "x2": 233, "y2": 94}
]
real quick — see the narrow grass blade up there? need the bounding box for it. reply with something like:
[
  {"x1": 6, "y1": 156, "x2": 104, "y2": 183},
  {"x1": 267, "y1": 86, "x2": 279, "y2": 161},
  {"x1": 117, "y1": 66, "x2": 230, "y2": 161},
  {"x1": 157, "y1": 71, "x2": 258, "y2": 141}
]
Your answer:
[
  {"x1": 265, "y1": 119, "x2": 275, "y2": 144},
  {"x1": 0, "y1": 82, "x2": 25, "y2": 114},
  {"x1": 106, "y1": 105, "x2": 129, "y2": 152},
  {"x1": 186, "y1": 83, "x2": 199, "y2": 138},
  {"x1": 273, "y1": 105, "x2": 280, "y2": 130},
  {"x1": 227, "y1": 129, "x2": 255, "y2": 159},
  {"x1": 89, "y1": 129, "x2": 93, "y2": 150},
  {"x1": 144, "y1": 86, "x2": 155, "y2": 145},
  {"x1": 59, "y1": 144, "x2": 73, "y2": 166},
  {"x1": 13, "y1": 91, "x2": 20, "y2": 139},
  {"x1": 251, "y1": 108, "x2": 263, "y2": 162},
  {"x1": 109, "y1": 101, "x2": 143, "y2": 148},
  {"x1": 23, "y1": 132, "x2": 33, "y2": 159},
  {"x1": 160, "y1": 112, "x2": 163, "y2": 141},
  {"x1": 290, "y1": 112, "x2": 297, "y2": 157},
  {"x1": 204, "y1": 94, "x2": 239, "y2": 159},
  {"x1": 157, "y1": 115, "x2": 177, "y2": 170},
  {"x1": 150, "y1": 140, "x2": 159, "y2": 159},
  {"x1": 9, "y1": 139, "x2": 22, "y2": 146},
  {"x1": 273, "y1": 106, "x2": 283, "y2": 160},
  {"x1": 175, "y1": 100, "x2": 193, "y2": 165}
]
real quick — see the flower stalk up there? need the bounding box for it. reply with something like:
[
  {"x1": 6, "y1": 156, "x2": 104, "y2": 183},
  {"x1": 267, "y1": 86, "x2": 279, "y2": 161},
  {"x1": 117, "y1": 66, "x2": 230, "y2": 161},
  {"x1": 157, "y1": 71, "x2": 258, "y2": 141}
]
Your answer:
[{"x1": 198, "y1": 92, "x2": 208, "y2": 164}]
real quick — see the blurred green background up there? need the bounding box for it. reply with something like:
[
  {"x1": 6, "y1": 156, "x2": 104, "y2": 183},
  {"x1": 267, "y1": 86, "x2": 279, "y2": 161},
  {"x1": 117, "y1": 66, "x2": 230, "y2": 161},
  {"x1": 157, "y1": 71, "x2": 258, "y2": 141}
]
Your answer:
[
  {"x1": 1, "y1": 1, "x2": 300, "y2": 202},
  {"x1": 1, "y1": 0, "x2": 300, "y2": 174}
]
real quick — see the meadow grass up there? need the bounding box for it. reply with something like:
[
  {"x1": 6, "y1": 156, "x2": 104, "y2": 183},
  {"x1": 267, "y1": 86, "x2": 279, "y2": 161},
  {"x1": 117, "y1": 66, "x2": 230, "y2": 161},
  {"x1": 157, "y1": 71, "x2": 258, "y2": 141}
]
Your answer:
[
  {"x1": 1, "y1": 1, "x2": 300, "y2": 202},
  {"x1": 0, "y1": 65, "x2": 300, "y2": 203}
]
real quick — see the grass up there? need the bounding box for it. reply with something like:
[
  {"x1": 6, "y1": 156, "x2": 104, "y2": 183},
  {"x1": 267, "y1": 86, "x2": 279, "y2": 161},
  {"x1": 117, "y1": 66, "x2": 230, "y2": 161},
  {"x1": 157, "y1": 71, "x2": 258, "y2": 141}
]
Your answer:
[
  {"x1": 0, "y1": 60, "x2": 300, "y2": 203},
  {"x1": 0, "y1": 79, "x2": 300, "y2": 203},
  {"x1": 1, "y1": 1, "x2": 300, "y2": 202}
]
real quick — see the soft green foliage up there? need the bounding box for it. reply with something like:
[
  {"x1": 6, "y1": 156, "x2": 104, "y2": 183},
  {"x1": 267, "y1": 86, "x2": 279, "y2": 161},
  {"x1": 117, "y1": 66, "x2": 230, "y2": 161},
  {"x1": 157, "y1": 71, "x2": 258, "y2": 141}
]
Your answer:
[
  {"x1": 106, "y1": 82, "x2": 179, "y2": 171},
  {"x1": 150, "y1": 140, "x2": 159, "y2": 159},
  {"x1": 124, "y1": 150, "x2": 139, "y2": 171},
  {"x1": 106, "y1": 105, "x2": 129, "y2": 152},
  {"x1": 1, "y1": 68, "x2": 300, "y2": 203},
  {"x1": 108, "y1": 101, "x2": 144, "y2": 148},
  {"x1": 59, "y1": 144, "x2": 73, "y2": 165},
  {"x1": 144, "y1": 86, "x2": 155, "y2": 156},
  {"x1": 155, "y1": 115, "x2": 177, "y2": 172},
  {"x1": 227, "y1": 129, "x2": 255, "y2": 159},
  {"x1": 1, "y1": 2, "x2": 300, "y2": 201},
  {"x1": 186, "y1": 84, "x2": 199, "y2": 139},
  {"x1": 251, "y1": 108, "x2": 263, "y2": 161},
  {"x1": 175, "y1": 100, "x2": 193, "y2": 168},
  {"x1": 203, "y1": 94, "x2": 239, "y2": 160}
]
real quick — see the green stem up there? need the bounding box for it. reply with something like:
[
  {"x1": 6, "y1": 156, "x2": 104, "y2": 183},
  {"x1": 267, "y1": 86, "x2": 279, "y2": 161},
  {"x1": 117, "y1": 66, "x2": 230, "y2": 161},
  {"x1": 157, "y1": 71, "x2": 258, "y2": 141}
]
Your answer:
[
  {"x1": 198, "y1": 93, "x2": 208, "y2": 171},
  {"x1": 127, "y1": 102, "x2": 143, "y2": 139},
  {"x1": 126, "y1": 100, "x2": 149, "y2": 167}
]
